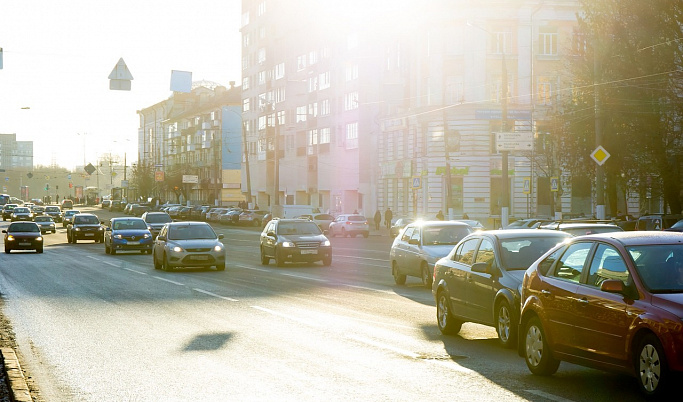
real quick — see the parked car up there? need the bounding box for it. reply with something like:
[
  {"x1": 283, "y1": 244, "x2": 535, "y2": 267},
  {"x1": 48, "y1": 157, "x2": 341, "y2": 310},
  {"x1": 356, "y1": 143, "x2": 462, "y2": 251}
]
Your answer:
[
  {"x1": 544, "y1": 222, "x2": 624, "y2": 236},
  {"x1": 34, "y1": 216, "x2": 57, "y2": 234},
  {"x1": 66, "y1": 213, "x2": 104, "y2": 243},
  {"x1": 239, "y1": 210, "x2": 269, "y2": 227},
  {"x1": 390, "y1": 221, "x2": 472, "y2": 288},
  {"x1": 452, "y1": 219, "x2": 486, "y2": 230},
  {"x1": 503, "y1": 218, "x2": 548, "y2": 229},
  {"x1": 44, "y1": 205, "x2": 63, "y2": 222},
  {"x1": 519, "y1": 231, "x2": 683, "y2": 397},
  {"x1": 109, "y1": 200, "x2": 123, "y2": 212},
  {"x1": 105, "y1": 217, "x2": 154, "y2": 255},
  {"x1": 389, "y1": 217, "x2": 415, "y2": 237},
  {"x1": 328, "y1": 214, "x2": 370, "y2": 238},
  {"x1": 3, "y1": 221, "x2": 43, "y2": 253},
  {"x1": 636, "y1": 214, "x2": 682, "y2": 231},
  {"x1": 260, "y1": 218, "x2": 332, "y2": 266},
  {"x1": 141, "y1": 211, "x2": 173, "y2": 238},
  {"x1": 10, "y1": 207, "x2": 33, "y2": 222},
  {"x1": 177, "y1": 206, "x2": 193, "y2": 220},
  {"x1": 223, "y1": 208, "x2": 243, "y2": 225},
  {"x1": 2, "y1": 203, "x2": 18, "y2": 221},
  {"x1": 433, "y1": 229, "x2": 572, "y2": 348},
  {"x1": 152, "y1": 222, "x2": 226, "y2": 271}
]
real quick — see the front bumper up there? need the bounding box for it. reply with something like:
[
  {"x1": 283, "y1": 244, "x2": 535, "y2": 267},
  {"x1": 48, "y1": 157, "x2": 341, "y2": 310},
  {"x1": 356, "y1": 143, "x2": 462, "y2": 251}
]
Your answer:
[
  {"x1": 279, "y1": 247, "x2": 332, "y2": 262},
  {"x1": 167, "y1": 250, "x2": 226, "y2": 267}
]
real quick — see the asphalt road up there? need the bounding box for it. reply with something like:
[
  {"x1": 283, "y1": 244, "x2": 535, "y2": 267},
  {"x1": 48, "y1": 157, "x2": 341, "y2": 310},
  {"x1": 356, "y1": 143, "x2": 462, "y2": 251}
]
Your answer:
[{"x1": 0, "y1": 206, "x2": 649, "y2": 401}]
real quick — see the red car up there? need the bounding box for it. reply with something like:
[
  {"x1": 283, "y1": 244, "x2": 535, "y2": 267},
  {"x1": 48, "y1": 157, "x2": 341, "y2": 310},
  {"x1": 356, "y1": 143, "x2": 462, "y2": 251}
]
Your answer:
[{"x1": 519, "y1": 231, "x2": 683, "y2": 397}]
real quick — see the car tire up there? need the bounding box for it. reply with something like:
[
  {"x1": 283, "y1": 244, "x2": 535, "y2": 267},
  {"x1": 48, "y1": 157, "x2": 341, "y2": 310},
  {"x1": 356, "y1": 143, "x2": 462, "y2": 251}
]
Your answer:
[
  {"x1": 636, "y1": 334, "x2": 669, "y2": 397},
  {"x1": 36, "y1": 246, "x2": 43, "y2": 254},
  {"x1": 275, "y1": 248, "x2": 285, "y2": 267},
  {"x1": 322, "y1": 256, "x2": 332, "y2": 266},
  {"x1": 260, "y1": 247, "x2": 269, "y2": 265},
  {"x1": 153, "y1": 252, "x2": 162, "y2": 270},
  {"x1": 495, "y1": 300, "x2": 516, "y2": 348},
  {"x1": 524, "y1": 316, "x2": 560, "y2": 375},
  {"x1": 216, "y1": 263, "x2": 225, "y2": 271},
  {"x1": 4, "y1": 248, "x2": 10, "y2": 254},
  {"x1": 162, "y1": 253, "x2": 173, "y2": 271},
  {"x1": 436, "y1": 289, "x2": 463, "y2": 335},
  {"x1": 420, "y1": 262, "x2": 433, "y2": 288},
  {"x1": 105, "y1": 244, "x2": 110, "y2": 254},
  {"x1": 110, "y1": 248, "x2": 116, "y2": 255},
  {"x1": 392, "y1": 261, "x2": 407, "y2": 285}
]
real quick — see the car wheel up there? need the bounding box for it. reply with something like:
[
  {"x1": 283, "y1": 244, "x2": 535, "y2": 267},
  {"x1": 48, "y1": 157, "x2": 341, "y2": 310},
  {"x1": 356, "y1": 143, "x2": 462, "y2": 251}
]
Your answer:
[
  {"x1": 105, "y1": 244, "x2": 110, "y2": 254},
  {"x1": 636, "y1": 334, "x2": 669, "y2": 397},
  {"x1": 495, "y1": 300, "x2": 516, "y2": 348},
  {"x1": 275, "y1": 248, "x2": 285, "y2": 267},
  {"x1": 436, "y1": 289, "x2": 462, "y2": 335},
  {"x1": 524, "y1": 316, "x2": 560, "y2": 375},
  {"x1": 420, "y1": 262, "x2": 432, "y2": 288},
  {"x1": 153, "y1": 251, "x2": 162, "y2": 270},
  {"x1": 162, "y1": 253, "x2": 173, "y2": 271},
  {"x1": 36, "y1": 246, "x2": 43, "y2": 254},
  {"x1": 216, "y1": 263, "x2": 225, "y2": 271},
  {"x1": 260, "y1": 247, "x2": 269, "y2": 265},
  {"x1": 392, "y1": 261, "x2": 406, "y2": 285},
  {"x1": 322, "y1": 256, "x2": 332, "y2": 266},
  {"x1": 110, "y1": 248, "x2": 116, "y2": 255},
  {"x1": 4, "y1": 248, "x2": 10, "y2": 254}
]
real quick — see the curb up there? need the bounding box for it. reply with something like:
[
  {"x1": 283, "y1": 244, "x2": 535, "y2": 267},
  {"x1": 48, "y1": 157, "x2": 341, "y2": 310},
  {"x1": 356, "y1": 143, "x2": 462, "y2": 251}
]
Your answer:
[{"x1": 0, "y1": 348, "x2": 31, "y2": 402}]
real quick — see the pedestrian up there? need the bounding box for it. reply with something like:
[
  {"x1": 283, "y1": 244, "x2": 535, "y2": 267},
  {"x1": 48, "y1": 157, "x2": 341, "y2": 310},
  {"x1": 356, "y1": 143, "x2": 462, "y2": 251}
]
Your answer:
[
  {"x1": 374, "y1": 210, "x2": 381, "y2": 230},
  {"x1": 436, "y1": 210, "x2": 444, "y2": 220},
  {"x1": 384, "y1": 207, "x2": 393, "y2": 229}
]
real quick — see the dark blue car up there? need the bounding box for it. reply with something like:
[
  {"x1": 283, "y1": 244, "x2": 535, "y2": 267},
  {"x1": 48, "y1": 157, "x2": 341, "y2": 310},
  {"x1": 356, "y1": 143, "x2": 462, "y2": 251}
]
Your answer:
[{"x1": 104, "y1": 217, "x2": 153, "y2": 255}]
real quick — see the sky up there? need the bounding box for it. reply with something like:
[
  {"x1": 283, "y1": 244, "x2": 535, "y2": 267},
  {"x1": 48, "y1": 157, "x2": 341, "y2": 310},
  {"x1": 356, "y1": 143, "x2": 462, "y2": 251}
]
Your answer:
[{"x1": 0, "y1": 0, "x2": 242, "y2": 170}]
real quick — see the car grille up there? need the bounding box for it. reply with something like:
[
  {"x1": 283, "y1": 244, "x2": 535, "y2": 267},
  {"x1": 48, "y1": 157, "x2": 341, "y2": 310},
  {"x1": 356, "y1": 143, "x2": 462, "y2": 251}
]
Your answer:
[
  {"x1": 186, "y1": 247, "x2": 212, "y2": 252},
  {"x1": 295, "y1": 241, "x2": 319, "y2": 249},
  {"x1": 122, "y1": 235, "x2": 145, "y2": 241}
]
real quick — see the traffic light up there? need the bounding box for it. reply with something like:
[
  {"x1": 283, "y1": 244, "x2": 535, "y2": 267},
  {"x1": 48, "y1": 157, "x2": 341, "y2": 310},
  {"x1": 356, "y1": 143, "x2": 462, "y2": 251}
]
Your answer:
[
  {"x1": 69, "y1": 183, "x2": 73, "y2": 188},
  {"x1": 45, "y1": 184, "x2": 49, "y2": 191}
]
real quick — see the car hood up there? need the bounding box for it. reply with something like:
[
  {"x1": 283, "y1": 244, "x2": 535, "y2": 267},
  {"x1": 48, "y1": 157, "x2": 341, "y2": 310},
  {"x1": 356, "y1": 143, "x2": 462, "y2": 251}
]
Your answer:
[
  {"x1": 113, "y1": 229, "x2": 151, "y2": 236},
  {"x1": 280, "y1": 234, "x2": 328, "y2": 243},
  {"x1": 651, "y1": 294, "x2": 683, "y2": 318},
  {"x1": 422, "y1": 244, "x2": 457, "y2": 260},
  {"x1": 168, "y1": 239, "x2": 222, "y2": 248},
  {"x1": 8, "y1": 232, "x2": 41, "y2": 239}
]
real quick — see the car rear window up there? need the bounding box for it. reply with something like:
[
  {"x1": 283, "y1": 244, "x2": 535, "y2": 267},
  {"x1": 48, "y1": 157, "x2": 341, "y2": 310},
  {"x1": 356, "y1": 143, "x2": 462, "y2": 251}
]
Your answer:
[
  {"x1": 348, "y1": 216, "x2": 366, "y2": 222},
  {"x1": 145, "y1": 214, "x2": 172, "y2": 224}
]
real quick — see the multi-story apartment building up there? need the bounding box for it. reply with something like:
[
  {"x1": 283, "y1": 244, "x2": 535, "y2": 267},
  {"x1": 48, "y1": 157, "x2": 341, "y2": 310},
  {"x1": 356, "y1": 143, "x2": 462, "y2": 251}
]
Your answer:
[
  {"x1": 241, "y1": 0, "x2": 584, "y2": 223},
  {"x1": 137, "y1": 82, "x2": 243, "y2": 205},
  {"x1": 0, "y1": 133, "x2": 33, "y2": 171}
]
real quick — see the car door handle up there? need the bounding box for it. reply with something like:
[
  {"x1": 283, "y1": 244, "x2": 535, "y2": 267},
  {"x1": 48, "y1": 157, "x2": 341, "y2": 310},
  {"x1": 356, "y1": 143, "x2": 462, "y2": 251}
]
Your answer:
[
  {"x1": 576, "y1": 297, "x2": 589, "y2": 306},
  {"x1": 541, "y1": 290, "x2": 552, "y2": 297}
]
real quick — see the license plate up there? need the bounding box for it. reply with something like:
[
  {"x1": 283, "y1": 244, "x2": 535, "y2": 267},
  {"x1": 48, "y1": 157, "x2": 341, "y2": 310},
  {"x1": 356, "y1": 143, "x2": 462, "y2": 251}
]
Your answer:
[
  {"x1": 85, "y1": 233, "x2": 94, "y2": 236},
  {"x1": 19, "y1": 243, "x2": 30, "y2": 246},
  {"x1": 301, "y1": 249, "x2": 317, "y2": 255},
  {"x1": 191, "y1": 255, "x2": 209, "y2": 260},
  {"x1": 127, "y1": 241, "x2": 139, "y2": 245}
]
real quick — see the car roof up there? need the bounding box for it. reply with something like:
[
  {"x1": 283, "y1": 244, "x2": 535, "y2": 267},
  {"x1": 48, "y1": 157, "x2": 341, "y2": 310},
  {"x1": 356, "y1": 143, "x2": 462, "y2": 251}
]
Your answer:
[
  {"x1": 111, "y1": 217, "x2": 144, "y2": 221},
  {"x1": 166, "y1": 221, "x2": 210, "y2": 226},
  {"x1": 406, "y1": 220, "x2": 470, "y2": 228},
  {"x1": 574, "y1": 231, "x2": 683, "y2": 245},
  {"x1": 478, "y1": 229, "x2": 573, "y2": 239}
]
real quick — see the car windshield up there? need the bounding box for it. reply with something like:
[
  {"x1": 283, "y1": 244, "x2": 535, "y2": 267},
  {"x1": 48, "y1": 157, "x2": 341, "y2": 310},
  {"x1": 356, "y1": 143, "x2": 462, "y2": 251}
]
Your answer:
[
  {"x1": 14, "y1": 208, "x2": 29, "y2": 213},
  {"x1": 422, "y1": 226, "x2": 471, "y2": 245},
  {"x1": 74, "y1": 216, "x2": 100, "y2": 224},
  {"x1": 500, "y1": 235, "x2": 570, "y2": 270},
  {"x1": 9, "y1": 223, "x2": 39, "y2": 232},
  {"x1": 46, "y1": 207, "x2": 59, "y2": 212},
  {"x1": 35, "y1": 217, "x2": 52, "y2": 222},
  {"x1": 168, "y1": 225, "x2": 216, "y2": 240},
  {"x1": 113, "y1": 220, "x2": 148, "y2": 230},
  {"x1": 145, "y1": 214, "x2": 172, "y2": 224},
  {"x1": 628, "y1": 244, "x2": 683, "y2": 293},
  {"x1": 66, "y1": 211, "x2": 80, "y2": 216},
  {"x1": 278, "y1": 222, "x2": 322, "y2": 235}
]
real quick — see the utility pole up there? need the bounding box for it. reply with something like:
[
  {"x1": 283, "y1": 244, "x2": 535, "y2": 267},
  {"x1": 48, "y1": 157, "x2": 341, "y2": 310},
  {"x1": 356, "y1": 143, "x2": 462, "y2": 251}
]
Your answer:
[
  {"x1": 501, "y1": 51, "x2": 510, "y2": 228},
  {"x1": 594, "y1": 39, "x2": 605, "y2": 219}
]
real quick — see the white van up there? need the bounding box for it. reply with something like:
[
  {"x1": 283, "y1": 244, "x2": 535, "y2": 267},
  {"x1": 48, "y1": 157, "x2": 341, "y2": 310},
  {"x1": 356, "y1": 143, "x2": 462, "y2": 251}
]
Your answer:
[{"x1": 279, "y1": 205, "x2": 320, "y2": 219}]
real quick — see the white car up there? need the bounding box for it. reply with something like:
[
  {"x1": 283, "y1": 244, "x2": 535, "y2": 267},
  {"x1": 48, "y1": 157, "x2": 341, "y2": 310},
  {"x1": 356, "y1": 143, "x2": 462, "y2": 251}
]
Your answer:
[{"x1": 328, "y1": 214, "x2": 370, "y2": 238}]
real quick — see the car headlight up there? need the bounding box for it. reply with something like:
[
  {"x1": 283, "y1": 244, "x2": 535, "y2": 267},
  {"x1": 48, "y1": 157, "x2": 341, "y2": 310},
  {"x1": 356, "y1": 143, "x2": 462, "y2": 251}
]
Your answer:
[
  {"x1": 36, "y1": 237, "x2": 43, "y2": 241},
  {"x1": 143, "y1": 233, "x2": 151, "y2": 239},
  {"x1": 322, "y1": 240, "x2": 331, "y2": 247},
  {"x1": 6, "y1": 235, "x2": 14, "y2": 241},
  {"x1": 213, "y1": 245, "x2": 223, "y2": 252},
  {"x1": 74, "y1": 228, "x2": 81, "y2": 231},
  {"x1": 172, "y1": 246, "x2": 183, "y2": 252},
  {"x1": 113, "y1": 234, "x2": 123, "y2": 239},
  {"x1": 282, "y1": 241, "x2": 295, "y2": 248},
  {"x1": 98, "y1": 227, "x2": 104, "y2": 231}
]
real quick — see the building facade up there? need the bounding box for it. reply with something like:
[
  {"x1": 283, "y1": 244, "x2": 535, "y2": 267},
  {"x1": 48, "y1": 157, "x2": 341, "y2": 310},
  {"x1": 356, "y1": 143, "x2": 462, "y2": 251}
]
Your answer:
[{"x1": 0, "y1": 133, "x2": 33, "y2": 171}]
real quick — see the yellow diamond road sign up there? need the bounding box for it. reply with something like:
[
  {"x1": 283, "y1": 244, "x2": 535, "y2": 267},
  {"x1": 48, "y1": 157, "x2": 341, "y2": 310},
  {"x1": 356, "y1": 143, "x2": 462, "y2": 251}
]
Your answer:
[{"x1": 591, "y1": 146, "x2": 611, "y2": 166}]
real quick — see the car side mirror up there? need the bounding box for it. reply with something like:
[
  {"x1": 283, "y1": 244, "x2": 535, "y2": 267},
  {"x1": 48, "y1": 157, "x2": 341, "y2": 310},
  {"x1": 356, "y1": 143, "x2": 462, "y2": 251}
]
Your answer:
[
  {"x1": 600, "y1": 279, "x2": 625, "y2": 294},
  {"x1": 471, "y1": 262, "x2": 490, "y2": 274},
  {"x1": 157, "y1": 235, "x2": 166, "y2": 241},
  {"x1": 218, "y1": 234, "x2": 224, "y2": 239},
  {"x1": 1, "y1": 230, "x2": 5, "y2": 233},
  {"x1": 267, "y1": 231, "x2": 277, "y2": 238},
  {"x1": 408, "y1": 238, "x2": 419, "y2": 245},
  {"x1": 106, "y1": 227, "x2": 112, "y2": 231}
]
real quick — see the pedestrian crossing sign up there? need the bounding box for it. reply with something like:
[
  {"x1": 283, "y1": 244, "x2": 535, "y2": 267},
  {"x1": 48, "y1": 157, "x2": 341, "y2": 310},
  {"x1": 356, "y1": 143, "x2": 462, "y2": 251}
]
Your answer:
[
  {"x1": 523, "y1": 177, "x2": 531, "y2": 194},
  {"x1": 412, "y1": 176, "x2": 421, "y2": 189},
  {"x1": 551, "y1": 177, "x2": 559, "y2": 192}
]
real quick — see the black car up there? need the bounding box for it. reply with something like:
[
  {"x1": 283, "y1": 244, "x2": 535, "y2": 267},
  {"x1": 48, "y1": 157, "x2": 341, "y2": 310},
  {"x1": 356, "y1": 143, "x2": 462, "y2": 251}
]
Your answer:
[
  {"x1": 260, "y1": 218, "x2": 332, "y2": 266},
  {"x1": 44, "y1": 205, "x2": 63, "y2": 222},
  {"x1": 141, "y1": 211, "x2": 173, "y2": 238},
  {"x1": 3, "y1": 221, "x2": 44, "y2": 253},
  {"x1": 432, "y1": 229, "x2": 571, "y2": 347},
  {"x1": 66, "y1": 213, "x2": 105, "y2": 243},
  {"x1": 2, "y1": 203, "x2": 18, "y2": 221}
]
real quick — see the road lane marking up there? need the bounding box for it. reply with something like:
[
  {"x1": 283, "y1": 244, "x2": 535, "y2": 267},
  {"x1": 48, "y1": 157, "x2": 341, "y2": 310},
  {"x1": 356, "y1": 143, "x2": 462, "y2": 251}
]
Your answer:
[
  {"x1": 101, "y1": 260, "x2": 120, "y2": 267},
  {"x1": 152, "y1": 276, "x2": 185, "y2": 286},
  {"x1": 123, "y1": 268, "x2": 147, "y2": 275},
  {"x1": 335, "y1": 255, "x2": 388, "y2": 262},
  {"x1": 193, "y1": 288, "x2": 238, "y2": 301},
  {"x1": 343, "y1": 284, "x2": 395, "y2": 294},
  {"x1": 348, "y1": 335, "x2": 474, "y2": 374},
  {"x1": 251, "y1": 305, "x2": 318, "y2": 327},
  {"x1": 279, "y1": 273, "x2": 328, "y2": 282},
  {"x1": 87, "y1": 256, "x2": 102, "y2": 261},
  {"x1": 524, "y1": 390, "x2": 575, "y2": 402}
]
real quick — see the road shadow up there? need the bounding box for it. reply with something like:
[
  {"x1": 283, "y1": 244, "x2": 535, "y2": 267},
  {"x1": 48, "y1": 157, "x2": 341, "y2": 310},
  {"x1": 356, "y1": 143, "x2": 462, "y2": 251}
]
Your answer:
[{"x1": 182, "y1": 332, "x2": 233, "y2": 352}]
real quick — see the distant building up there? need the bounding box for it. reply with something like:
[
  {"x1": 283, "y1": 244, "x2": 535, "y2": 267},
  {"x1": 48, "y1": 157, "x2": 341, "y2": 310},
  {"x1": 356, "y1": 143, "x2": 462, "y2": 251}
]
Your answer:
[{"x1": 0, "y1": 133, "x2": 33, "y2": 170}]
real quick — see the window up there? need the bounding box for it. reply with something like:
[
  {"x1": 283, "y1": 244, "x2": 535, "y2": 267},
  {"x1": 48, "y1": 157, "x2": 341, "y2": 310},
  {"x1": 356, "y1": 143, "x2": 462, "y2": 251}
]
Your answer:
[
  {"x1": 258, "y1": 115, "x2": 267, "y2": 130},
  {"x1": 539, "y1": 27, "x2": 558, "y2": 56},
  {"x1": 308, "y1": 129, "x2": 318, "y2": 145},
  {"x1": 309, "y1": 51, "x2": 319, "y2": 65},
  {"x1": 537, "y1": 76, "x2": 553, "y2": 105},
  {"x1": 296, "y1": 106, "x2": 307, "y2": 122},
  {"x1": 319, "y1": 127, "x2": 331, "y2": 144},
  {"x1": 258, "y1": 1, "x2": 266, "y2": 16},
  {"x1": 538, "y1": 247, "x2": 564, "y2": 276},
  {"x1": 319, "y1": 71, "x2": 330, "y2": 90},
  {"x1": 242, "y1": 32, "x2": 250, "y2": 48},
  {"x1": 571, "y1": 30, "x2": 587, "y2": 56},
  {"x1": 308, "y1": 102, "x2": 318, "y2": 117},
  {"x1": 257, "y1": 48, "x2": 266, "y2": 64},
  {"x1": 308, "y1": 76, "x2": 318, "y2": 92},
  {"x1": 320, "y1": 99, "x2": 330, "y2": 115},
  {"x1": 243, "y1": 98, "x2": 250, "y2": 112},
  {"x1": 258, "y1": 71, "x2": 267, "y2": 85},
  {"x1": 410, "y1": 227, "x2": 421, "y2": 244},
  {"x1": 475, "y1": 239, "x2": 496, "y2": 268},
  {"x1": 345, "y1": 92, "x2": 359, "y2": 110},
  {"x1": 242, "y1": 76, "x2": 250, "y2": 90},
  {"x1": 401, "y1": 226, "x2": 414, "y2": 242},
  {"x1": 274, "y1": 63, "x2": 285, "y2": 80},
  {"x1": 490, "y1": 74, "x2": 512, "y2": 104},
  {"x1": 551, "y1": 242, "x2": 593, "y2": 283},
  {"x1": 297, "y1": 54, "x2": 307, "y2": 71},
  {"x1": 491, "y1": 30, "x2": 512, "y2": 54},
  {"x1": 346, "y1": 122, "x2": 358, "y2": 149},
  {"x1": 346, "y1": 64, "x2": 358, "y2": 81},
  {"x1": 587, "y1": 245, "x2": 629, "y2": 287},
  {"x1": 454, "y1": 238, "x2": 479, "y2": 265}
]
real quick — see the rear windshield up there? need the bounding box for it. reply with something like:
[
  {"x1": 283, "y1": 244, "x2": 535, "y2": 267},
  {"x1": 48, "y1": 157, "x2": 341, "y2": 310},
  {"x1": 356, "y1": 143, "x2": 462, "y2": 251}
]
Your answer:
[
  {"x1": 14, "y1": 208, "x2": 29, "y2": 213},
  {"x1": 145, "y1": 214, "x2": 172, "y2": 224},
  {"x1": 348, "y1": 216, "x2": 367, "y2": 222},
  {"x1": 422, "y1": 226, "x2": 471, "y2": 245},
  {"x1": 628, "y1": 244, "x2": 683, "y2": 293},
  {"x1": 34, "y1": 217, "x2": 53, "y2": 222},
  {"x1": 46, "y1": 207, "x2": 60, "y2": 212}
]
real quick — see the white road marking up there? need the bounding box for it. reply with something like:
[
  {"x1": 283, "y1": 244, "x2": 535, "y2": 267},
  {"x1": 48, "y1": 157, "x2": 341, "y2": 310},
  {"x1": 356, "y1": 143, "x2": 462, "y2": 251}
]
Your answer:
[
  {"x1": 524, "y1": 390, "x2": 575, "y2": 402},
  {"x1": 251, "y1": 305, "x2": 318, "y2": 327},
  {"x1": 101, "y1": 260, "x2": 120, "y2": 267},
  {"x1": 152, "y1": 276, "x2": 185, "y2": 286},
  {"x1": 235, "y1": 264, "x2": 270, "y2": 272},
  {"x1": 343, "y1": 284, "x2": 395, "y2": 294},
  {"x1": 279, "y1": 273, "x2": 328, "y2": 282},
  {"x1": 193, "y1": 288, "x2": 238, "y2": 301},
  {"x1": 87, "y1": 256, "x2": 101, "y2": 261},
  {"x1": 122, "y1": 268, "x2": 147, "y2": 275}
]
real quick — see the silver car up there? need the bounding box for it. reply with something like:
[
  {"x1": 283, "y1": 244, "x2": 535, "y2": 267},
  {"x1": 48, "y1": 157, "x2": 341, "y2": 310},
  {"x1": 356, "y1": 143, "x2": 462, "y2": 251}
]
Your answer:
[
  {"x1": 152, "y1": 222, "x2": 226, "y2": 271},
  {"x1": 390, "y1": 221, "x2": 473, "y2": 287}
]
